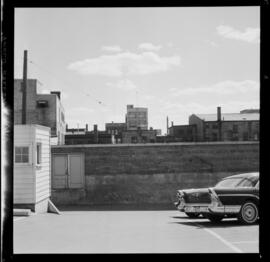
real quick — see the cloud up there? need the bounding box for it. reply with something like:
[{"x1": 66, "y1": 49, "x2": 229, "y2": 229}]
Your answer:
[
  {"x1": 68, "y1": 51, "x2": 180, "y2": 77},
  {"x1": 101, "y1": 45, "x2": 122, "y2": 52},
  {"x1": 217, "y1": 25, "x2": 260, "y2": 43},
  {"x1": 106, "y1": 79, "x2": 137, "y2": 91},
  {"x1": 205, "y1": 40, "x2": 218, "y2": 47},
  {"x1": 170, "y1": 80, "x2": 259, "y2": 96},
  {"x1": 138, "y1": 43, "x2": 162, "y2": 51}
]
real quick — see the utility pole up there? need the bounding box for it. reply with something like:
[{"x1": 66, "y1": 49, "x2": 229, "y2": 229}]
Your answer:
[{"x1": 22, "y1": 50, "x2": 28, "y2": 124}]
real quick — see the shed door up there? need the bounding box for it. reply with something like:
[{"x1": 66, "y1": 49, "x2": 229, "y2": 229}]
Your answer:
[
  {"x1": 68, "y1": 154, "x2": 84, "y2": 188},
  {"x1": 52, "y1": 154, "x2": 68, "y2": 189}
]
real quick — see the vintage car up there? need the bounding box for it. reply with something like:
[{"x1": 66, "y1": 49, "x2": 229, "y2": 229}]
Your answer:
[{"x1": 174, "y1": 172, "x2": 259, "y2": 224}]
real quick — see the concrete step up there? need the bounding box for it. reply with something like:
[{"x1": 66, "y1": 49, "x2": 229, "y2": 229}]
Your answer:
[{"x1": 13, "y1": 209, "x2": 31, "y2": 216}]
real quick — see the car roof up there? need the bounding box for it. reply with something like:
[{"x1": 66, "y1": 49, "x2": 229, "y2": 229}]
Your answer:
[{"x1": 222, "y1": 172, "x2": 259, "y2": 180}]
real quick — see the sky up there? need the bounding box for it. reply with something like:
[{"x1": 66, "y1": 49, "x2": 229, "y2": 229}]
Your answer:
[{"x1": 14, "y1": 7, "x2": 260, "y2": 134}]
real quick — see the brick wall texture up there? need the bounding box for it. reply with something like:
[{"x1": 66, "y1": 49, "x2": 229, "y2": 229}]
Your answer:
[{"x1": 51, "y1": 142, "x2": 259, "y2": 206}]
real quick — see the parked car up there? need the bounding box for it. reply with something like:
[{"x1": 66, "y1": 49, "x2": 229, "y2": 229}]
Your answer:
[{"x1": 174, "y1": 172, "x2": 259, "y2": 224}]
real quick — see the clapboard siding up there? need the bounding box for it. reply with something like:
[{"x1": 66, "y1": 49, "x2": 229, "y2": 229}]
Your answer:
[
  {"x1": 14, "y1": 125, "x2": 36, "y2": 203},
  {"x1": 14, "y1": 124, "x2": 51, "y2": 206},
  {"x1": 35, "y1": 125, "x2": 51, "y2": 202}
]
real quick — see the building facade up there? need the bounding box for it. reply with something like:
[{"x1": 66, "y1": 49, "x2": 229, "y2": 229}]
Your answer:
[
  {"x1": 65, "y1": 125, "x2": 112, "y2": 145},
  {"x1": 105, "y1": 122, "x2": 127, "y2": 143},
  {"x1": 168, "y1": 124, "x2": 197, "y2": 142},
  {"x1": 122, "y1": 129, "x2": 157, "y2": 144},
  {"x1": 189, "y1": 107, "x2": 259, "y2": 142},
  {"x1": 14, "y1": 79, "x2": 65, "y2": 145},
  {"x1": 126, "y1": 105, "x2": 148, "y2": 130}
]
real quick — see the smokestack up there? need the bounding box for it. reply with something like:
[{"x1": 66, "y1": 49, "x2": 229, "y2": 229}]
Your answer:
[
  {"x1": 217, "y1": 107, "x2": 222, "y2": 141},
  {"x1": 94, "y1": 124, "x2": 98, "y2": 143},
  {"x1": 217, "y1": 107, "x2": 221, "y2": 122},
  {"x1": 171, "y1": 121, "x2": 174, "y2": 127},
  {"x1": 166, "y1": 116, "x2": 169, "y2": 135},
  {"x1": 86, "y1": 124, "x2": 88, "y2": 131},
  {"x1": 22, "y1": 50, "x2": 28, "y2": 124}
]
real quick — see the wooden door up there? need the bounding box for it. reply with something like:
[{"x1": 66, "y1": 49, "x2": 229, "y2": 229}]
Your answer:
[{"x1": 52, "y1": 154, "x2": 68, "y2": 189}]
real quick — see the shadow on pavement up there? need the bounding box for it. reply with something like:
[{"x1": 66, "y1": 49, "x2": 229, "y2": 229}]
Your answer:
[
  {"x1": 57, "y1": 204, "x2": 176, "y2": 211},
  {"x1": 171, "y1": 218, "x2": 259, "y2": 228}
]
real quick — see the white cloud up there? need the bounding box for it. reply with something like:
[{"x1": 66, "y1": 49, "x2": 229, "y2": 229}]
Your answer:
[
  {"x1": 138, "y1": 43, "x2": 162, "y2": 51},
  {"x1": 68, "y1": 51, "x2": 180, "y2": 77},
  {"x1": 101, "y1": 45, "x2": 122, "y2": 52},
  {"x1": 205, "y1": 40, "x2": 218, "y2": 47},
  {"x1": 106, "y1": 79, "x2": 137, "y2": 91},
  {"x1": 170, "y1": 80, "x2": 259, "y2": 96},
  {"x1": 217, "y1": 25, "x2": 260, "y2": 43}
]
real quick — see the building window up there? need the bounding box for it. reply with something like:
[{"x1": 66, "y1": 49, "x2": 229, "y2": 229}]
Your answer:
[
  {"x1": 15, "y1": 146, "x2": 29, "y2": 163},
  {"x1": 36, "y1": 143, "x2": 42, "y2": 165}
]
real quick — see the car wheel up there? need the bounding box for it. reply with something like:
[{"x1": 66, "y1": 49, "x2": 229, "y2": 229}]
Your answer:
[
  {"x1": 238, "y1": 201, "x2": 258, "y2": 224},
  {"x1": 185, "y1": 212, "x2": 200, "y2": 218},
  {"x1": 206, "y1": 214, "x2": 223, "y2": 223}
]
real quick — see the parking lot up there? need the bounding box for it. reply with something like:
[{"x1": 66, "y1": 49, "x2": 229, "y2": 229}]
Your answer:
[{"x1": 14, "y1": 209, "x2": 259, "y2": 253}]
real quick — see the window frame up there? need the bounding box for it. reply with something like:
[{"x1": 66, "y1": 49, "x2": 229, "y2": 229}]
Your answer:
[
  {"x1": 36, "y1": 142, "x2": 42, "y2": 167},
  {"x1": 14, "y1": 145, "x2": 30, "y2": 165}
]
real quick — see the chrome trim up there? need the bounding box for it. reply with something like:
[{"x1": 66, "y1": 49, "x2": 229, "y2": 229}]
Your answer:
[
  {"x1": 209, "y1": 205, "x2": 241, "y2": 214},
  {"x1": 217, "y1": 194, "x2": 259, "y2": 200},
  {"x1": 184, "y1": 206, "x2": 209, "y2": 213}
]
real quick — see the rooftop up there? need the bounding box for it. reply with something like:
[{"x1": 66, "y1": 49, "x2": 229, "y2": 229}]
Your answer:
[{"x1": 195, "y1": 113, "x2": 259, "y2": 121}]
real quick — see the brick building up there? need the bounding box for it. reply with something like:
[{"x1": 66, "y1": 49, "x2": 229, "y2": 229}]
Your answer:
[
  {"x1": 105, "y1": 122, "x2": 127, "y2": 143},
  {"x1": 189, "y1": 107, "x2": 259, "y2": 142},
  {"x1": 65, "y1": 125, "x2": 112, "y2": 145},
  {"x1": 168, "y1": 124, "x2": 197, "y2": 142},
  {"x1": 122, "y1": 129, "x2": 157, "y2": 144},
  {"x1": 14, "y1": 79, "x2": 66, "y2": 145},
  {"x1": 126, "y1": 105, "x2": 148, "y2": 130}
]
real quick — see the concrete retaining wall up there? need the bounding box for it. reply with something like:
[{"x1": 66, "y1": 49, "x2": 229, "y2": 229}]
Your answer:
[{"x1": 51, "y1": 142, "x2": 259, "y2": 206}]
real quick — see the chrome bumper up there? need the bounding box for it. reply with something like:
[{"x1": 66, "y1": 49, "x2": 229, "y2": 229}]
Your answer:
[{"x1": 209, "y1": 205, "x2": 241, "y2": 214}]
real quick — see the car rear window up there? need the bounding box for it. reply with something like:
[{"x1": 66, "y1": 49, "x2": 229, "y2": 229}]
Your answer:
[
  {"x1": 215, "y1": 176, "x2": 258, "y2": 188},
  {"x1": 215, "y1": 178, "x2": 243, "y2": 188}
]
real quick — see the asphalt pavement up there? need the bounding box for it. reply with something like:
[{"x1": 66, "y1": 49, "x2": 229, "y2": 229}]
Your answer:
[{"x1": 13, "y1": 209, "x2": 259, "y2": 253}]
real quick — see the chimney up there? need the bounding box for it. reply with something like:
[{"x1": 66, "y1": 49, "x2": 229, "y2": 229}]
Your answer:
[
  {"x1": 66, "y1": 124, "x2": 68, "y2": 131},
  {"x1": 217, "y1": 107, "x2": 221, "y2": 122},
  {"x1": 217, "y1": 107, "x2": 222, "y2": 141},
  {"x1": 166, "y1": 116, "x2": 169, "y2": 135},
  {"x1": 93, "y1": 124, "x2": 98, "y2": 143},
  {"x1": 86, "y1": 124, "x2": 88, "y2": 131},
  {"x1": 171, "y1": 121, "x2": 174, "y2": 127},
  {"x1": 51, "y1": 91, "x2": 61, "y2": 99}
]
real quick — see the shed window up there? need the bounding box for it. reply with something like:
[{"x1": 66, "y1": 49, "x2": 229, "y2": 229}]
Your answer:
[
  {"x1": 15, "y1": 146, "x2": 29, "y2": 163},
  {"x1": 36, "y1": 143, "x2": 42, "y2": 165}
]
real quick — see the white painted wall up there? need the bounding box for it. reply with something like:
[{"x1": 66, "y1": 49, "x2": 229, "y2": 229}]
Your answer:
[
  {"x1": 35, "y1": 125, "x2": 51, "y2": 202},
  {"x1": 14, "y1": 125, "x2": 51, "y2": 204}
]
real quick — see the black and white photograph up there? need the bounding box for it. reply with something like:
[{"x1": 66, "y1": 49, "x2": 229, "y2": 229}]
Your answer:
[{"x1": 2, "y1": 0, "x2": 266, "y2": 258}]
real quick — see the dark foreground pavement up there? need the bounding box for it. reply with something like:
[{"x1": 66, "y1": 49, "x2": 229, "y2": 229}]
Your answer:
[{"x1": 14, "y1": 209, "x2": 259, "y2": 253}]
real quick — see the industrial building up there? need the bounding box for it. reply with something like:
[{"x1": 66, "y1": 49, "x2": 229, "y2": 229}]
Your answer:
[
  {"x1": 168, "y1": 124, "x2": 197, "y2": 142},
  {"x1": 126, "y1": 104, "x2": 148, "y2": 130},
  {"x1": 65, "y1": 124, "x2": 112, "y2": 145},
  {"x1": 14, "y1": 79, "x2": 66, "y2": 145},
  {"x1": 189, "y1": 107, "x2": 259, "y2": 142}
]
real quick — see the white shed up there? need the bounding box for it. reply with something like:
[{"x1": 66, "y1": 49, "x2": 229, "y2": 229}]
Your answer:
[{"x1": 14, "y1": 124, "x2": 51, "y2": 213}]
